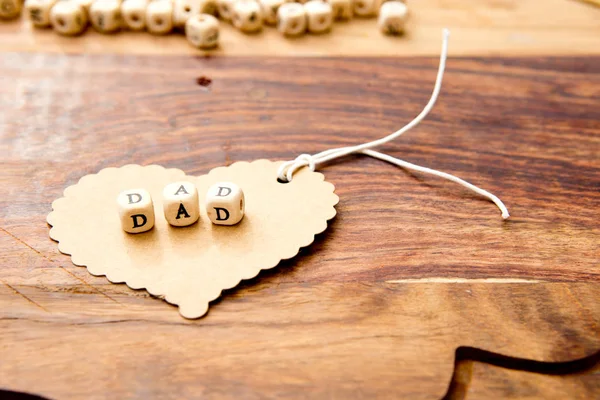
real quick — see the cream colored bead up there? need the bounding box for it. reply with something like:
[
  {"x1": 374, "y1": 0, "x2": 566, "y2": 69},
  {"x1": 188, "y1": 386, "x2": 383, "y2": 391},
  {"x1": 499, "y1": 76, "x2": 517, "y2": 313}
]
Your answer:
[
  {"x1": 199, "y1": 0, "x2": 218, "y2": 16},
  {"x1": 0, "y1": 0, "x2": 22, "y2": 19},
  {"x1": 25, "y1": 0, "x2": 58, "y2": 28},
  {"x1": 121, "y1": 0, "x2": 147, "y2": 30},
  {"x1": 326, "y1": 0, "x2": 350, "y2": 20},
  {"x1": 258, "y1": 0, "x2": 284, "y2": 26},
  {"x1": 50, "y1": 1, "x2": 88, "y2": 36},
  {"x1": 185, "y1": 13, "x2": 219, "y2": 49},
  {"x1": 173, "y1": 0, "x2": 217, "y2": 27},
  {"x1": 146, "y1": 0, "x2": 173, "y2": 34},
  {"x1": 205, "y1": 182, "x2": 245, "y2": 226},
  {"x1": 173, "y1": 0, "x2": 195, "y2": 27},
  {"x1": 216, "y1": 0, "x2": 235, "y2": 22},
  {"x1": 232, "y1": 0, "x2": 262, "y2": 33},
  {"x1": 162, "y1": 181, "x2": 200, "y2": 227},
  {"x1": 276, "y1": 2, "x2": 305, "y2": 36},
  {"x1": 304, "y1": 0, "x2": 331, "y2": 34},
  {"x1": 90, "y1": 0, "x2": 122, "y2": 33},
  {"x1": 378, "y1": 0, "x2": 406, "y2": 35},
  {"x1": 117, "y1": 189, "x2": 155, "y2": 234},
  {"x1": 352, "y1": 0, "x2": 377, "y2": 17}
]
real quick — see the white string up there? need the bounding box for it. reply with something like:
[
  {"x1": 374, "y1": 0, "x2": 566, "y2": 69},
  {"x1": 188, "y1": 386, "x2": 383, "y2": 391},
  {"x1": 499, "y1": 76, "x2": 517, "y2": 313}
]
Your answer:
[{"x1": 277, "y1": 29, "x2": 510, "y2": 220}]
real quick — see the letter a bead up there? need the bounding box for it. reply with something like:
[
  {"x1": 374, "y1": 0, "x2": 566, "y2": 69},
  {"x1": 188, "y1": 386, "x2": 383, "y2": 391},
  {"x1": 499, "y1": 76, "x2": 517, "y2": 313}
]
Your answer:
[
  {"x1": 205, "y1": 182, "x2": 245, "y2": 226},
  {"x1": 162, "y1": 181, "x2": 200, "y2": 227},
  {"x1": 117, "y1": 189, "x2": 155, "y2": 233}
]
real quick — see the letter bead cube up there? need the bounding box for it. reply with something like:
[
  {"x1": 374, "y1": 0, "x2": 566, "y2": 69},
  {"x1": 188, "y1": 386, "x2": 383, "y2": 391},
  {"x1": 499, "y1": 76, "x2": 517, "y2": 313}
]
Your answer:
[
  {"x1": 90, "y1": 0, "x2": 122, "y2": 33},
  {"x1": 162, "y1": 181, "x2": 200, "y2": 227},
  {"x1": 205, "y1": 182, "x2": 245, "y2": 226},
  {"x1": 378, "y1": 0, "x2": 407, "y2": 35},
  {"x1": 121, "y1": 0, "x2": 148, "y2": 31},
  {"x1": 259, "y1": 0, "x2": 285, "y2": 26},
  {"x1": 216, "y1": 0, "x2": 235, "y2": 22},
  {"x1": 117, "y1": 189, "x2": 155, "y2": 234},
  {"x1": 146, "y1": 0, "x2": 173, "y2": 34},
  {"x1": 304, "y1": 0, "x2": 332, "y2": 34},
  {"x1": 185, "y1": 14, "x2": 219, "y2": 49},
  {"x1": 232, "y1": 0, "x2": 262, "y2": 33},
  {"x1": 326, "y1": 0, "x2": 351, "y2": 20},
  {"x1": 352, "y1": 0, "x2": 377, "y2": 17},
  {"x1": 0, "y1": 0, "x2": 22, "y2": 20},
  {"x1": 276, "y1": 2, "x2": 306, "y2": 37},
  {"x1": 50, "y1": 0, "x2": 88, "y2": 36},
  {"x1": 173, "y1": 0, "x2": 216, "y2": 27},
  {"x1": 25, "y1": 0, "x2": 58, "y2": 28}
]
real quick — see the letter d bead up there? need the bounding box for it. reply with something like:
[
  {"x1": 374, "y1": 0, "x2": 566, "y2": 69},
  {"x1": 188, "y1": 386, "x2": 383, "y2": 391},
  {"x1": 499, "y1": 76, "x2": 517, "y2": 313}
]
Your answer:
[
  {"x1": 117, "y1": 189, "x2": 155, "y2": 233},
  {"x1": 205, "y1": 182, "x2": 245, "y2": 225}
]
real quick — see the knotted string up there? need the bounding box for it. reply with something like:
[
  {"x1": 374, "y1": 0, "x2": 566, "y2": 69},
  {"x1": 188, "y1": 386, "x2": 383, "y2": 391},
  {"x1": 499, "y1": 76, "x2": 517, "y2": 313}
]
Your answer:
[{"x1": 277, "y1": 29, "x2": 510, "y2": 220}]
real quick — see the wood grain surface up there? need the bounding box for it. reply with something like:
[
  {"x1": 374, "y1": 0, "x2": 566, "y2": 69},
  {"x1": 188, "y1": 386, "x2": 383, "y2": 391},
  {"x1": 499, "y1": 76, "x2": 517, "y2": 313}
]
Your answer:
[
  {"x1": 1, "y1": 0, "x2": 600, "y2": 56},
  {"x1": 1, "y1": 54, "x2": 599, "y2": 399}
]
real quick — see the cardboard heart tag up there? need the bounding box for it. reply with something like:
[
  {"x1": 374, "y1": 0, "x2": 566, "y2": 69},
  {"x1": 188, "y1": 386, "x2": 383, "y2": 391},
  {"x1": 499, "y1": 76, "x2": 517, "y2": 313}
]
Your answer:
[{"x1": 47, "y1": 160, "x2": 338, "y2": 318}]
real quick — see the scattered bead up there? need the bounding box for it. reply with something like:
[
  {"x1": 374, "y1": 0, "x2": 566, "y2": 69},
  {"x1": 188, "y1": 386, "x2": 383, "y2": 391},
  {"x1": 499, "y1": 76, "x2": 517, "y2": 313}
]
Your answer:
[
  {"x1": 146, "y1": 0, "x2": 173, "y2": 35},
  {"x1": 353, "y1": 0, "x2": 377, "y2": 17},
  {"x1": 232, "y1": 0, "x2": 262, "y2": 33},
  {"x1": 326, "y1": 0, "x2": 352, "y2": 20},
  {"x1": 276, "y1": 2, "x2": 306, "y2": 37},
  {"x1": 378, "y1": 0, "x2": 407, "y2": 35},
  {"x1": 121, "y1": 0, "x2": 148, "y2": 31},
  {"x1": 185, "y1": 13, "x2": 219, "y2": 49},
  {"x1": 304, "y1": 0, "x2": 332, "y2": 34},
  {"x1": 216, "y1": 0, "x2": 236, "y2": 22},
  {"x1": 0, "y1": 0, "x2": 22, "y2": 20},
  {"x1": 90, "y1": 0, "x2": 122, "y2": 34},
  {"x1": 259, "y1": 0, "x2": 285, "y2": 26},
  {"x1": 49, "y1": 0, "x2": 88, "y2": 36},
  {"x1": 24, "y1": 0, "x2": 58, "y2": 28}
]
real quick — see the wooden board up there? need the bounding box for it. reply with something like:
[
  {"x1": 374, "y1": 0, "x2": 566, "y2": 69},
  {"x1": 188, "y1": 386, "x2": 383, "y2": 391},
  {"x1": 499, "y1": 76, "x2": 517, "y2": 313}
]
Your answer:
[
  {"x1": 1, "y1": 54, "x2": 599, "y2": 399},
  {"x1": 1, "y1": 0, "x2": 600, "y2": 56}
]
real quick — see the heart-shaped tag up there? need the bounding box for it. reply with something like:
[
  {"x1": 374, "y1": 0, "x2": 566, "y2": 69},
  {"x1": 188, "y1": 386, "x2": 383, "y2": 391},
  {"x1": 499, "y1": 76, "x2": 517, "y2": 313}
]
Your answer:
[{"x1": 47, "y1": 160, "x2": 338, "y2": 318}]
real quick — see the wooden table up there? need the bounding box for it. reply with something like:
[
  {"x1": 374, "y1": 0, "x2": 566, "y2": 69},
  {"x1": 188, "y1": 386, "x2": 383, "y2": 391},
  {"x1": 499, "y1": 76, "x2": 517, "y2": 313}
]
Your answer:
[{"x1": 1, "y1": 1, "x2": 599, "y2": 399}]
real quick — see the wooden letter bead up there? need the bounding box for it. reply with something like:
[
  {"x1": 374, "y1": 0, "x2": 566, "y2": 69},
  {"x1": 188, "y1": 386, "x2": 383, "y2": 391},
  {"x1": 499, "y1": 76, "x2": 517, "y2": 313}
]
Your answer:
[
  {"x1": 304, "y1": 0, "x2": 333, "y2": 33},
  {"x1": 117, "y1": 189, "x2": 155, "y2": 234},
  {"x1": 146, "y1": 0, "x2": 173, "y2": 34},
  {"x1": 276, "y1": 2, "x2": 306, "y2": 37},
  {"x1": 24, "y1": 0, "x2": 58, "y2": 28},
  {"x1": 50, "y1": 1, "x2": 88, "y2": 36},
  {"x1": 90, "y1": 0, "x2": 122, "y2": 33},
  {"x1": 0, "y1": 0, "x2": 22, "y2": 20},
  {"x1": 378, "y1": 0, "x2": 407, "y2": 35},
  {"x1": 121, "y1": 0, "x2": 147, "y2": 30},
  {"x1": 259, "y1": 0, "x2": 285, "y2": 26},
  {"x1": 352, "y1": 0, "x2": 377, "y2": 17},
  {"x1": 304, "y1": 0, "x2": 332, "y2": 34},
  {"x1": 216, "y1": 0, "x2": 235, "y2": 22},
  {"x1": 162, "y1": 181, "x2": 200, "y2": 227},
  {"x1": 205, "y1": 182, "x2": 245, "y2": 226},
  {"x1": 185, "y1": 13, "x2": 219, "y2": 49},
  {"x1": 174, "y1": 0, "x2": 218, "y2": 27},
  {"x1": 232, "y1": 0, "x2": 262, "y2": 33},
  {"x1": 326, "y1": 0, "x2": 351, "y2": 20},
  {"x1": 173, "y1": 0, "x2": 195, "y2": 27}
]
